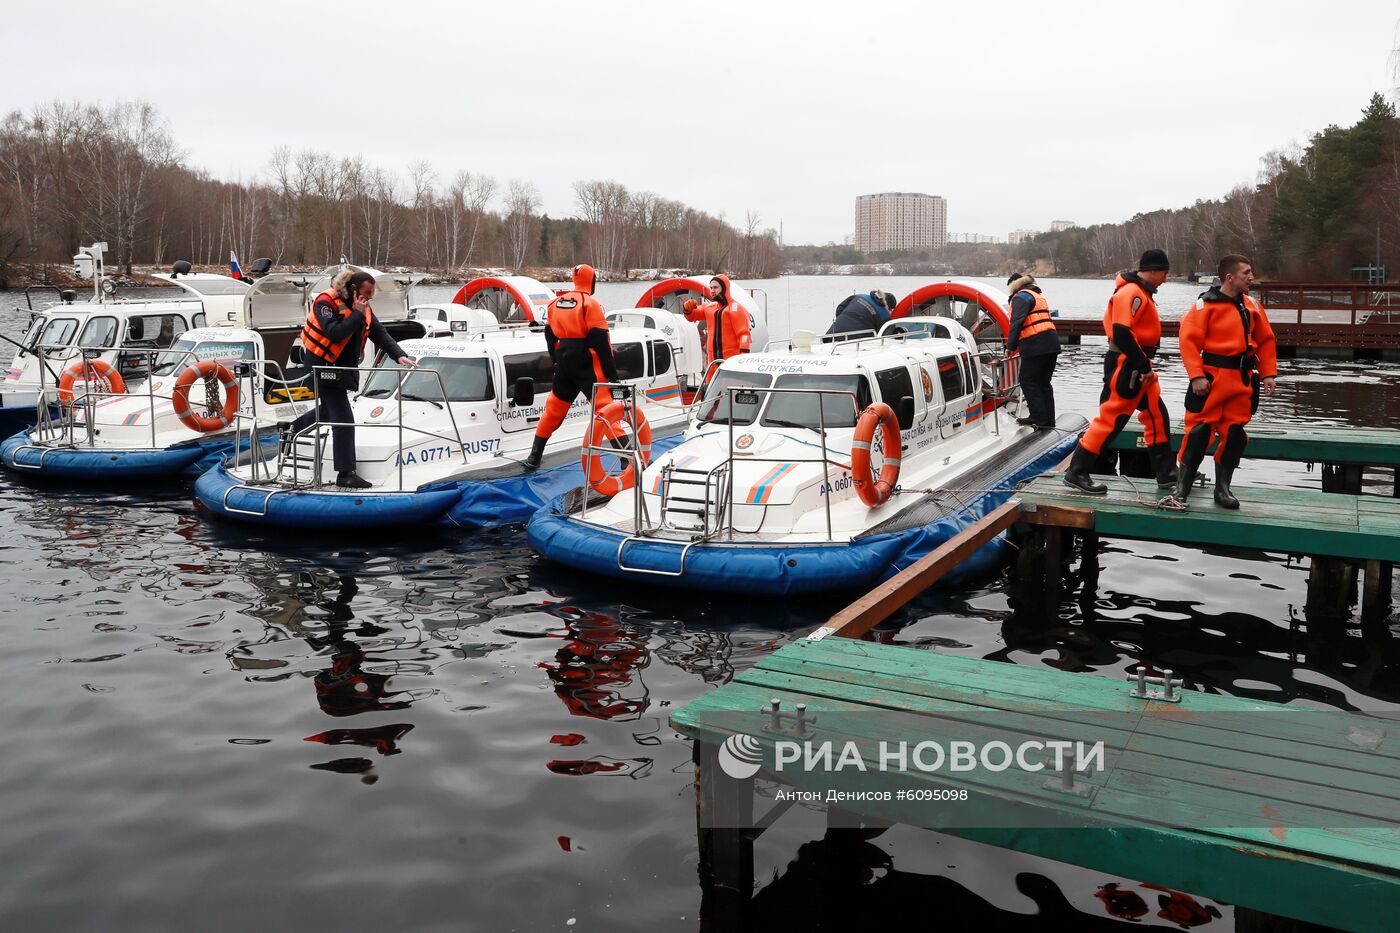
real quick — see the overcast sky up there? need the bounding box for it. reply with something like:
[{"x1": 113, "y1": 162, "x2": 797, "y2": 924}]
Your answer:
[{"x1": 7, "y1": 0, "x2": 1398, "y2": 244}]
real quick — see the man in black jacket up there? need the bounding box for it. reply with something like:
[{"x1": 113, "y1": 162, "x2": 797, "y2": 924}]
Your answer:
[
  {"x1": 291, "y1": 270, "x2": 416, "y2": 488},
  {"x1": 826, "y1": 290, "x2": 896, "y2": 337}
]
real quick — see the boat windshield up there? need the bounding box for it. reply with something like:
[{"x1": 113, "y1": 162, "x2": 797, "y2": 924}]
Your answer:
[
  {"x1": 38, "y1": 317, "x2": 79, "y2": 350},
  {"x1": 362, "y1": 357, "x2": 494, "y2": 402},
  {"x1": 696, "y1": 371, "x2": 772, "y2": 425},
  {"x1": 21, "y1": 316, "x2": 44, "y2": 349},
  {"x1": 760, "y1": 373, "x2": 866, "y2": 430},
  {"x1": 152, "y1": 339, "x2": 257, "y2": 376}
]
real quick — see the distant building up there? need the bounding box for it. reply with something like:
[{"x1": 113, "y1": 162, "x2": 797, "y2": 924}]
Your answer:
[
  {"x1": 854, "y1": 192, "x2": 948, "y2": 252},
  {"x1": 1050, "y1": 220, "x2": 1078, "y2": 232},
  {"x1": 1008, "y1": 229, "x2": 1039, "y2": 245},
  {"x1": 949, "y1": 233, "x2": 999, "y2": 244}
]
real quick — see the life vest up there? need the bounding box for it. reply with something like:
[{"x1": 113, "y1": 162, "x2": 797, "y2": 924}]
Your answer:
[
  {"x1": 301, "y1": 290, "x2": 371, "y2": 364},
  {"x1": 1016, "y1": 290, "x2": 1056, "y2": 340}
]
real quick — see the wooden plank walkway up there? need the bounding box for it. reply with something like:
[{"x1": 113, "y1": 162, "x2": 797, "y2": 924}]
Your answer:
[
  {"x1": 1018, "y1": 474, "x2": 1400, "y2": 563},
  {"x1": 1106, "y1": 420, "x2": 1400, "y2": 468},
  {"x1": 674, "y1": 637, "x2": 1400, "y2": 932}
]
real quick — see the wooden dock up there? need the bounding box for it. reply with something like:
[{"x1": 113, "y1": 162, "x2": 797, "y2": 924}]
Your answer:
[
  {"x1": 674, "y1": 423, "x2": 1400, "y2": 929},
  {"x1": 675, "y1": 637, "x2": 1400, "y2": 932}
]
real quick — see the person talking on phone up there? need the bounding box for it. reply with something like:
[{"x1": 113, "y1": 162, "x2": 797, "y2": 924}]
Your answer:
[{"x1": 290, "y1": 269, "x2": 416, "y2": 489}]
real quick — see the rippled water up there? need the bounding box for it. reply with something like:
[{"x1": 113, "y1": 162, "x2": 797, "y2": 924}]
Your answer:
[{"x1": 2, "y1": 279, "x2": 1398, "y2": 930}]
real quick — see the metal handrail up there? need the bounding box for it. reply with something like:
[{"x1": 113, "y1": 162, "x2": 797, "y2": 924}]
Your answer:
[
  {"x1": 620, "y1": 385, "x2": 860, "y2": 543},
  {"x1": 237, "y1": 363, "x2": 466, "y2": 491}
]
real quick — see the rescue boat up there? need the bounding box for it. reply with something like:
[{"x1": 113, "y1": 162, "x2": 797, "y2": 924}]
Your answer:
[
  {"x1": 1, "y1": 326, "x2": 317, "y2": 480},
  {"x1": 0, "y1": 262, "x2": 431, "y2": 481},
  {"x1": 194, "y1": 312, "x2": 696, "y2": 530},
  {"x1": 527, "y1": 281, "x2": 1085, "y2": 596},
  {"x1": 0, "y1": 245, "x2": 252, "y2": 435}
]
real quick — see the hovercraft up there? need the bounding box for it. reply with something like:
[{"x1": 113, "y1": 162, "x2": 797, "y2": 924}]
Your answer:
[
  {"x1": 528, "y1": 281, "x2": 1084, "y2": 596},
  {"x1": 196, "y1": 282, "x2": 699, "y2": 529}
]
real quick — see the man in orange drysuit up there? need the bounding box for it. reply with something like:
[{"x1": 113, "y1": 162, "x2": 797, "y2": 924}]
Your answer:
[
  {"x1": 523, "y1": 263, "x2": 618, "y2": 470},
  {"x1": 683, "y1": 274, "x2": 752, "y2": 371},
  {"x1": 1171, "y1": 254, "x2": 1277, "y2": 509},
  {"x1": 1063, "y1": 249, "x2": 1175, "y2": 493}
]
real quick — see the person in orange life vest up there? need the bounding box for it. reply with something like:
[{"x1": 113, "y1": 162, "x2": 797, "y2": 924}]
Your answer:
[
  {"x1": 1170, "y1": 253, "x2": 1277, "y2": 509},
  {"x1": 683, "y1": 274, "x2": 752, "y2": 370},
  {"x1": 523, "y1": 263, "x2": 618, "y2": 471},
  {"x1": 1063, "y1": 249, "x2": 1176, "y2": 494},
  {"x1": 1005, "y1": 273, "x2": 1059, "y2": 429},
  {"x1": 290, "y1": 269, "x2": 416, "y2": 489}
]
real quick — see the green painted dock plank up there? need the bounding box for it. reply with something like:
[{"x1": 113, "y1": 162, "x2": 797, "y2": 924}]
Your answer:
[
  {"x1": 1108, "y1": 420, "x2": 1400, "y2": 466},
  {"x1": 671, "y1": 638, "x2": 1400, "y2": 932},
  {"x1": 791, "y1": 638, "x2": 1400, "y2": 763},
  {"x1": 1019, "y1": 474, "x2": 1400, "y2": 562}
]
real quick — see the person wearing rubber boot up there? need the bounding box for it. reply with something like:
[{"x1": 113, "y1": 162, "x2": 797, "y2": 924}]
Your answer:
[
  {"x1": 1170, "y1": 254, "x2": 1277, "y2": 509},
  {"x1": 1063, "y1": 250, "x2": 1175, "y2": 494},
  {"x1": 1005, "y1": 273, "x2": 1059, "y2": 429},
  {"x1": 293, "y1": 270, "x2": 416, "y2": 489},
  {"x1": 683, "y1": 274, "x2": 752, "y2": 370},
  {"x1": 523, "y1": 264, "x2": 618, "y2": 471}
]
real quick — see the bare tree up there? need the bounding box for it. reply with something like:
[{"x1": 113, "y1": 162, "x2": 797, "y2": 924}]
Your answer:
[{"x1": 503, "y1": 179, "x2": 540, "y2": 272}]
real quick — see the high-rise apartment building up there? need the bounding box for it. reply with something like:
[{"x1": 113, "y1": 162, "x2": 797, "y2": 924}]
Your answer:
[{"x1": 854, "y1": 193, "x2": 948, "y2": 252}]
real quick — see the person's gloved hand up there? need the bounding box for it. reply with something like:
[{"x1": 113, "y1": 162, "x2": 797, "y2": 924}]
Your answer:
[{"x1": 683, "y1": 299, "x2": 698, "y2": 312}]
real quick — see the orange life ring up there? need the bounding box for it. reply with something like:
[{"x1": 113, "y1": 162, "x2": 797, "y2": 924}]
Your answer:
[
  {"x1": 583, "y1": 401, "x2": 653, "y2": 497},
  {"x1": 851, "y1": 402, "x2": 901, "y2": 507},
  {"x1": 171, "y1": 360, "x2": 240, "y2": 433},
  {"x1": 56, "y1": 359, "x2": 127, "y2": 406}
]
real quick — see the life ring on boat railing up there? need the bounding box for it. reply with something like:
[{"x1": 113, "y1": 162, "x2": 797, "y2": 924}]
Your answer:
[
  {"x1": 583, "y1": 401, "x2": 653, "y2": 497},
  {"x1": 56, "y1": 359, "x2": 127, "y2": 406},
  {"x1": 171, "y1": 360, "x2": 240, "y2": 433},
  {"x1": 851, "y1": 402, "x2": 901, "y2": 507}
]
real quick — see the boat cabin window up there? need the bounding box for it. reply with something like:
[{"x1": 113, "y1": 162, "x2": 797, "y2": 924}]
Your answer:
[
  {"x1": 761, "y1": 373, "x2": 868, "y2": 430},
  {"x1": 936, "y1": 356, "x2": 966, "y2": 404},
  {"x1": 648, "y1": 340, "x2": 672, "y2": 376},
  {"x1": 193, "y1": 312, "x2": 207, "y2": 329},
  {"x1": 874, "y1": 366, "x2": 916, "y2": 429},
  {"x1": 78, "y1": 316, "x2": 119, "y2": 349},
  {"x1": 22, "y1": 316, "x2": 45, "y2": 349},
  {"x1": 614, "y1": 341, "x2": 646, "y2": 381},
  {"x1": 503, "y1": 351, "x2": 554, "y2": 399},
  {"x1": 39, "y1": 317, "x2": 79, "y2": 350},
  {"x1": 363, "y1": 357, "x2": 494, "y2": 403},
  {"x1": 959, "y1": 352, "x2": 977, "y2": 396},
  {"x1": 125, "y1": 314, "x2": 188, "y2": 349},
  {"x1": 696, "y1": 371, "x2": 772, "y2": 425},
  {"x1": 153, "y1": 339, "x2": 256, "y2": 376}
]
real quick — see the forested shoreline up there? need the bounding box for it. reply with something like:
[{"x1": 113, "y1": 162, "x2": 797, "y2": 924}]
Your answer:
[{"x1": 0, "y1": 100, "x2": 783, "y2": 288}]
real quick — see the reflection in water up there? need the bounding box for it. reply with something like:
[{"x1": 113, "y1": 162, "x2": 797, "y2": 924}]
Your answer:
[{"x1": 2, "y1": 334, "x2": 1399, "y2": 929}]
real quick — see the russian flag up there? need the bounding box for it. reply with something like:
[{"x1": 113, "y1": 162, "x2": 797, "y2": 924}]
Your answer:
[{"x1": 229, "y1": 250, "x2": 242, "y2": 280}]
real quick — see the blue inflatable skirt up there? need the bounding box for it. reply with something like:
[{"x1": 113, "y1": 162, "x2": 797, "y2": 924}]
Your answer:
[
  {"x1": 0, "y1": 429, "x2": 273, "y2": 481},
  {"x1": 195, "y1": 433, "x2": 686, "y2": 530},
  {"x1": 527, "y1": 431, "x2": 1077, "y2": 597}
]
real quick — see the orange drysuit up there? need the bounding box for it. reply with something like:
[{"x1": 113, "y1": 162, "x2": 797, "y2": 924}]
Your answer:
[
  {"x1": 1080, "y1": 271, "x2": 1169, "y2": 456},
  {"x1": 535, "y1": 264, "x2": 617, "y2": 441},
  {"x1": 683, "y1": 274, "x2": 752, "y2": 368},
  {"x1": 1177, "y1": 287, "x2": 1277, "y2": 464}
]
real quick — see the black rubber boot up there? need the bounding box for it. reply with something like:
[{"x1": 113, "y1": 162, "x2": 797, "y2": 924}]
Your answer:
[
  {"x1": 1171, "y1": 424, "x2": 1212, "y2": 504},
  {"x1": 1147, "y1": 441, "x2": 1179, "y2": 488},
  {"x1": 1213, "y1": 425, "x2": 1247, "y2": 510},
  {"x1": 523, "y1": 435, "x2": 548, "y2": 471},
  {"x1": 1062, "y1": 442, "x2": 1108, "y2": 495},
  {"x1": 336, "y1": 471, "x2": 372, "y2": 490}
]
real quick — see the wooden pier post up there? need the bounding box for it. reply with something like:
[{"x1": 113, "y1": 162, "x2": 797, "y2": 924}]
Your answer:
[{"x1": 695, "y1": 741, "x2": 754, "y2": 895}]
